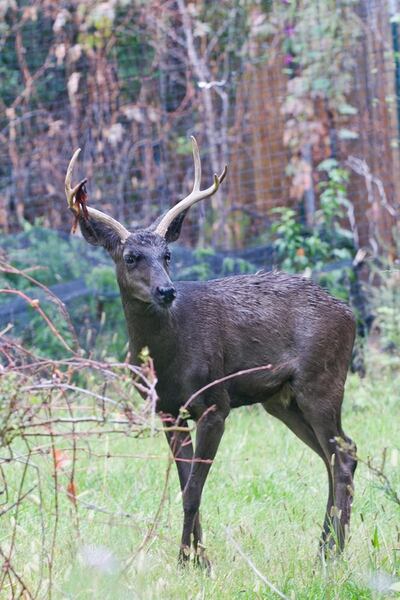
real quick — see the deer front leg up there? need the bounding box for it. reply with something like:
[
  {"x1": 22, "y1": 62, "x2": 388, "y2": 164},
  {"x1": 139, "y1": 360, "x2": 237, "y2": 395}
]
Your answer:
[
  {"x1": 179, "y1": 406, "x2": 227, "y2": 570},
  {"x1": 164, "y1": 428, "x2": 204, "y2": 558}
]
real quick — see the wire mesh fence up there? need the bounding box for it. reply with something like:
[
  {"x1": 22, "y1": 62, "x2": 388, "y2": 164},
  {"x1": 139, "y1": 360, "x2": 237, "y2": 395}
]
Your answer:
[{"x1": 0, "y1": 0, "x2": 398, "y2": 250}]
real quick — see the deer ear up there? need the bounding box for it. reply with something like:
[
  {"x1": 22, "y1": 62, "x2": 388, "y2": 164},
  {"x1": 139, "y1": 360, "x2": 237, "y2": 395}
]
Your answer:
[
  {"x1": 163, "y1": 209, "x2": 189, "y2": 243},
  {"x1": 78, "y1": 217, "x2": 123, "y2": 257}
]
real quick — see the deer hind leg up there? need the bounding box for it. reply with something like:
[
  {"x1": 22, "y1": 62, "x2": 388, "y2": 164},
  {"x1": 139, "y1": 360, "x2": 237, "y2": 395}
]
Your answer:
[
  {"x1": 296, "y1": 389, "x2": 357, "y2": 553},
  {"x1": 312, "y1": 423, "x2": 357, "y2": 552}
]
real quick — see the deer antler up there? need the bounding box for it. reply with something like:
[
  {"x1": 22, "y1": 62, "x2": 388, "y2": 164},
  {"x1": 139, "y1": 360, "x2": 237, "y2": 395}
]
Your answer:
[
  {"x1": 154, "y1": 136, "x2": 227, "y2": 238},
  {"x1": 65, "y1": 148, "x2": 130, "y2": 243}
]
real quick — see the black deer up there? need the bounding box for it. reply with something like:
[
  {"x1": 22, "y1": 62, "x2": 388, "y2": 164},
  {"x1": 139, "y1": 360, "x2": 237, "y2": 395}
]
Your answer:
[{"x1": 64, "y1": 139, "x2": 357, "y2": 568}]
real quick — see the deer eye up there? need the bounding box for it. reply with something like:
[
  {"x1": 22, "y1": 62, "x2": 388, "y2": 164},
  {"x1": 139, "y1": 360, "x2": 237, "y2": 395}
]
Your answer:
[
  {"x1": 124, "y1": 253, "x2": 138, "y2": 266},
  {"x1": 164, "y1": 252, "x2": 171, "y2": 264}
]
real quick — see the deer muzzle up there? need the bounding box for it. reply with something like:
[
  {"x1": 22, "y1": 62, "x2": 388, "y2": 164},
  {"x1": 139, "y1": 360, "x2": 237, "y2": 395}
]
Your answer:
[{"x1": 155, "y1": 285, "x2": 177, "y2": 307}]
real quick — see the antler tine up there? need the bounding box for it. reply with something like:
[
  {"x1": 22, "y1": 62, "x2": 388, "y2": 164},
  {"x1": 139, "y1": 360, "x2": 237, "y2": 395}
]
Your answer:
[
  {"x1": 192, "y1": 136, "x2": 201, "y2": 192},
  {"x1": 65, "y1": 148, "x2": 131, "y2": 243},
  {"x1": 154, "y1": 136, "x2": 228, "y2": 238},
  {"x1": 65, "y1": 148, "x2": 87, "y2": 210}
]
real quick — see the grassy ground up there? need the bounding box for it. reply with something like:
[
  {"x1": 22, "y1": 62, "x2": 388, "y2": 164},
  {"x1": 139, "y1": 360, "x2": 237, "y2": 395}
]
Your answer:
[{"x1": 1, "y1": 353, "x2": 400, "y2": 599}]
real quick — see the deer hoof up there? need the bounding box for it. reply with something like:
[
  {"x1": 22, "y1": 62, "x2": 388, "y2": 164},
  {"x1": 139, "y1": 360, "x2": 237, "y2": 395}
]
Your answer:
[
  {"x1": 178, "y1": 545, "x2": 191, "y2": 566},
  {"x1": 194, "y1": 544, "x2": 212, "y2": 575}
]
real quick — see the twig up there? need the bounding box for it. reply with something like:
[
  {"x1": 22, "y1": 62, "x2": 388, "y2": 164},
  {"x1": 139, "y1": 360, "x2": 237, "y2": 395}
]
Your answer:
[
  {"x1": 0, "y1": 484, "x2": 37, "y2": 517},
  {"x1": 0, "y1": 453, "x2": 31, "y2": 593},
  {"x1": 0, "y1": 260, "x2": 80, "y2": 351},
  {"x1": 0, "y1": 546, "x2": 34, "y2": 599},
  {"x1": 347, "y1": 156, "x2": 397, "y2": 218},
  {"x1": 0, "y1": 289, "x2": 75, "y2": 354},
  {"x1": 48, "y1": 404, "x2": 58, "y2": 600},
  {"x1": 182, "y1": 364, "x2": 272, "y2": 412},
  {"x1": 20, "y1": 383, "x2": 120, "y2": 407}
]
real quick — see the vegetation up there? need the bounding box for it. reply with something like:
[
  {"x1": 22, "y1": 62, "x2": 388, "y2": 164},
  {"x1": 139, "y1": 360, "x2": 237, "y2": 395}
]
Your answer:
[
  {"x1": 0, "y1": 226, "x2": 125, "y2": 359},
  {"x1": 369, "y1": 235, "x2": 400, "y2": 356},
  {"x1": 374, "y1": 270, "x2": 400, "y2": 353},
  {"x1": 0, "y1": 352, "x2": 399, "y2": 599},
  {"x1": 270, "y1": 159, "x2": 355, "y2": 302}
]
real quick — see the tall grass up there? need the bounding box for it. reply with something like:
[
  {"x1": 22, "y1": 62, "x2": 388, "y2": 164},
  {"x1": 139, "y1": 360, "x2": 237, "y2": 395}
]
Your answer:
[{"x1": 0, "y1": 352, "x2": 399, "y2": 599}]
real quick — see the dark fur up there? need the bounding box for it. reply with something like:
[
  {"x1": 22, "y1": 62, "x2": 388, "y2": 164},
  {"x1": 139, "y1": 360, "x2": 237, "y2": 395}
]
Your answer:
[{"x1": 78, "y1": 212, "x2": 357, "y2": 565}]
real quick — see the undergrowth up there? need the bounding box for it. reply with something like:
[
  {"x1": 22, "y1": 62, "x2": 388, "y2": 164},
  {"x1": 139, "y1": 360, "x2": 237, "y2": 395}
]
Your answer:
[{"x1": 0, "y1": 352, "x2": 399, "y2": 599}]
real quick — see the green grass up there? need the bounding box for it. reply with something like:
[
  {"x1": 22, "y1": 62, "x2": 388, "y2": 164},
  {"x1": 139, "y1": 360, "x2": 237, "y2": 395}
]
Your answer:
[{"x1": 1, "y1": 353, "x2": 400, "y2": 599}]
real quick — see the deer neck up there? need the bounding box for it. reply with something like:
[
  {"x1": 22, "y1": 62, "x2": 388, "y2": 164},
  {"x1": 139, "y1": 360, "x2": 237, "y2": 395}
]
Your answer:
[{"x1": 120, "y1": 291, "x2": 178, "y2": 366}]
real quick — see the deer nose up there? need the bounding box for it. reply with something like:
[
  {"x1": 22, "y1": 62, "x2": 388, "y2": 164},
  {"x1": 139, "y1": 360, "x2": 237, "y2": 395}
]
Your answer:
[{"x1": 156, "y1": 285, "x2": 177, "y2": 305}]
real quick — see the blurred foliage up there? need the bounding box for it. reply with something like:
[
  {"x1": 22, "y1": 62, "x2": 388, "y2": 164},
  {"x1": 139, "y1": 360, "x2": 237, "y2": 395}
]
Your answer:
[
  {"x1": 178, "y1": 247, "x2": 257, "y2": 281},
  {"x1": 276, "y1": 0, "x2": 361, "y2": 204},
  {"x1": 0, "y1": 226, "x2": 125, "y2": 360},
  {"x1": 271, "y1": 159, "x2": 354, "y2": 300},
  {"x1": 369, "y1": 235, "x2": 400, "y2": 355},
  {"x1": 0, "y1": 222, "x2": 108, "y2": 287}
]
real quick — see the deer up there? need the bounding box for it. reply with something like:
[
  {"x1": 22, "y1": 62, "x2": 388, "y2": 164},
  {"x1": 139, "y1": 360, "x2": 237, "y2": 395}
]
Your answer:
[{"x1": 64, "y1": 138, "x2": 357, "y2": 569}]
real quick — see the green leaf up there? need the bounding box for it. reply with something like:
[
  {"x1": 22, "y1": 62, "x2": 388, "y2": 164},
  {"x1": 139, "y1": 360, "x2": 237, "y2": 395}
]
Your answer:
[
  {"x1": 317, "y1": 159, "x2": 339, "y2": 172},
  {"x1": 371, "y1": 525, "x2": 380, "y2": 549}
]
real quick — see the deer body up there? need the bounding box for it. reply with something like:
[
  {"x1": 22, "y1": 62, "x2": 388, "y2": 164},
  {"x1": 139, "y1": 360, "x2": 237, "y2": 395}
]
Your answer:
[
  {"x1": 65, "y1": 140, "x2": 357, "y2": 569},
  {"x1": 120, "y1": 273, "x2": 354, "y2": 413}
]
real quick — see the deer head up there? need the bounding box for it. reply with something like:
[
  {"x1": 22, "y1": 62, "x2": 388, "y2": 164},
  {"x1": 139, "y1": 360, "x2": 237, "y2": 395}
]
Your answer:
[{"x1": 65, "y1": 138, "x2": 227, "y2": 308}]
